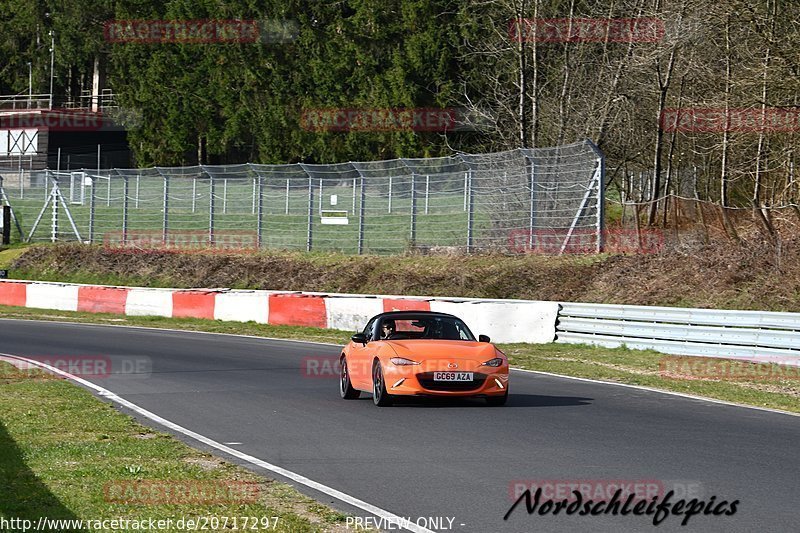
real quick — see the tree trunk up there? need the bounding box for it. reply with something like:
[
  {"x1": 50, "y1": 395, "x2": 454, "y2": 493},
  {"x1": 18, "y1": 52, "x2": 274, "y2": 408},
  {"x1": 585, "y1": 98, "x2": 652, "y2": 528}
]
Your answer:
[
  {"x1": 529, "y1": 0, "x2": 539, "y2": 148},
  {"x1": 720, "y1": 14, "x2": 732, "y2": 208},
  {"x1": 556, "y1": 0, "x2": 576, "y2": 146},
  {"x1": 515, "y1": 0, "x2": 529, "y2": 148},
  {"x1": 647, "y1": 48, "x2": 677, "y2": 225}
]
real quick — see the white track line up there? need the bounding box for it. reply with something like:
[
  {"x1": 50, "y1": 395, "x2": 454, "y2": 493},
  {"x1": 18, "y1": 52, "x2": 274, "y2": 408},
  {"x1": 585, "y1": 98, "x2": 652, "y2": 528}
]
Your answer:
[
  {"x1": 0, "y1": 352, "x2": 435, "y2": 533},
  {"x1": 2, "y1": 317, "x2": 798, "y2": 418}
]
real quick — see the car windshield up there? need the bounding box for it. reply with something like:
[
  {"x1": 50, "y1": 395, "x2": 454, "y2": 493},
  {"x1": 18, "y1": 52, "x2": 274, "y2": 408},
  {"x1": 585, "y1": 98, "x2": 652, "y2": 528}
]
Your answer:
[{"x1": 378, "y1": 315, "x2": 475, "y2": 341}]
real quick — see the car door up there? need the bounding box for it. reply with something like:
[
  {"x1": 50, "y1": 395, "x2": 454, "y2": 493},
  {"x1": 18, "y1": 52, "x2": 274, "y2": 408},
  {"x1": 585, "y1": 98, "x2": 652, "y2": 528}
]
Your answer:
[{"x1": 348, "y1": 319, "x2": 376, "y2": 390}]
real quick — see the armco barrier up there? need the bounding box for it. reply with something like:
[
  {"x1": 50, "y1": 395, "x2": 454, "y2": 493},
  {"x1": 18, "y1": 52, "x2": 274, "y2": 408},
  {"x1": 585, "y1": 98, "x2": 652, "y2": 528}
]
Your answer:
[
  {"x1": 0, "y1": 280, "x2": 559, "y2": 344},
  {"x1": 556, "y1": 302, "x2": 800, "y2": 364},
  {"x1": 4, "y1": 279, "x2": 798, "y2": 363},
  {"x1": 214, "y1": 291, "x2": 269, "y2": 324}
]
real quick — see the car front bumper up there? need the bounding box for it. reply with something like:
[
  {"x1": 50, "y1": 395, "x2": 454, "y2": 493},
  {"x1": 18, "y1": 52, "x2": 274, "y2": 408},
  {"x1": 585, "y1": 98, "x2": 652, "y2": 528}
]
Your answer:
[{"x1": 384, "y1": 364, "x2": 509, "y2": 397}]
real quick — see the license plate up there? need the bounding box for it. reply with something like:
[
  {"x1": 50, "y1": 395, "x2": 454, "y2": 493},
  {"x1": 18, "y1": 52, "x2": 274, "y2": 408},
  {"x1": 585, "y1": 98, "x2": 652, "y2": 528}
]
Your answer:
[{"x1": 433, "y1": 371, "x2": 473, "y2": 382}]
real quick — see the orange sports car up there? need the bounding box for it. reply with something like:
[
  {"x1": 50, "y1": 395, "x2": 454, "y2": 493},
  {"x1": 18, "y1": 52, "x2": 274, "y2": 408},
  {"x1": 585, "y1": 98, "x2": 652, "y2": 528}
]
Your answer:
[{"x1": 339, "y1": 311, "x2": 509, "y2": 406}]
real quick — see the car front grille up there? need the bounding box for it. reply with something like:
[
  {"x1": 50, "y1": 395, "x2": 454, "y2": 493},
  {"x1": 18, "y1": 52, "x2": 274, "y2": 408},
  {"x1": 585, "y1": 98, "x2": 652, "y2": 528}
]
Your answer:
[{"x1": 416, "y1": 372, "x2": 488, "y2": 392}]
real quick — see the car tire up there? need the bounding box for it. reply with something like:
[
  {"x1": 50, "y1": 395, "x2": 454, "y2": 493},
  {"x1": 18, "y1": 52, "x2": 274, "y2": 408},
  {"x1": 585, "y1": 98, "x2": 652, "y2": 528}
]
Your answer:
[
  {"x1": 372, "y1": 360, "x2": 394, "y2": 407},
  {"x1": 486, "y1": 390, "x2": 508, "y2": 407},
  {"x1": 340, "y1": 356, "x2": 360, "y2": 399}
]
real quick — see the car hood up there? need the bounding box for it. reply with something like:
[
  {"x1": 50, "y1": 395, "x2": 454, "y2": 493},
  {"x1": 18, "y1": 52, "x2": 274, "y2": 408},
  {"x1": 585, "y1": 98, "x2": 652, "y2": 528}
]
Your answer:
[{"x1": 387, "y1": 340, "x2": 497, "y2": 360}]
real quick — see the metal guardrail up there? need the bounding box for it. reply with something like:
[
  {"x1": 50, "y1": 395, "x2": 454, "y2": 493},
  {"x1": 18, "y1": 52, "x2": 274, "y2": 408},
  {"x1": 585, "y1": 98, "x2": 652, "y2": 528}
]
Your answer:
[
  {"x1": 556, "y1": 302, "x2": 800, "y2": 364},
  {"x1": 0, "y1": 94, "x2": 52, "y2": 111}
]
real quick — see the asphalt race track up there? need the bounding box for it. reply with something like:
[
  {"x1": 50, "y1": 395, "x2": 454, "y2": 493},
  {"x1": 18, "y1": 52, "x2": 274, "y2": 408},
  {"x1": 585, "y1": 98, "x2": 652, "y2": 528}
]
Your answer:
[{"x1": 2, "y1": 319, "x2": 798, "y2": 532}]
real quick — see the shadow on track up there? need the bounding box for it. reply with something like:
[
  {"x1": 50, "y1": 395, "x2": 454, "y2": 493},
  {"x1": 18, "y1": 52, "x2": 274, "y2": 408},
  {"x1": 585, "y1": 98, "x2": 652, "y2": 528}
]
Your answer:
[{"x1": 358, "y1": 394, "x2": 593, "y2": 408}]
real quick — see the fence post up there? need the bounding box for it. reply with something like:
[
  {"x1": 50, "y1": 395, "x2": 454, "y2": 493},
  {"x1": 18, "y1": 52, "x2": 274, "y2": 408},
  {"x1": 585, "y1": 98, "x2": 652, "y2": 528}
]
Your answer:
[
  {"x1": 463, "y1": 172, "x2": 468, "y2": 211},
  {"x1": 307, "y1": 174, "x2": 313, "y2": 252},
  {"x1": 388, "y1": 175, "x2": 393, "y2": 213},
  {"x1": 0, "y1": 177, "x2": 7, "y2": 245},
  {"x1": 192, "y1": 177, "x2": 197, "y2": 213},
  {"x1": 1, "y1": 205, "x2": 9, "y2": 246},
  {"x1": 256, "y1": 176, "x2": 264, "y2": 249},
  {"x1": 135, "y1": 174, "x2": 140, "y2": 209},
  {"x1": 162, "y1": 174, "x2": 169, "y2": 245},
  {"x1": 51, "y1": 174, "x2": 58, "y2": 243},
  {"x1": 223, "y1": 178, "x2": 228, "y2": 215},
  {"x1": 285, "y1": 179, "x2": 290, "y2": 215},
  {"x1": 122, "y1": 175, "x2": 129, "y2": 245},
  {"x1": 410, "y1": 173, "x2": 417, "y2": 248},
  {"x1": 89, "y1": 173, "x2": 96, "y2": 243},
  {"x1": 319, "y1": 178, "x2": 323, "y2": 215},
  {"x1": 528, "y1": 156, "x2": 535, "y2": 249},
  {"x1": 358, "y1": 176, "x2": 365, "y2": 254},
  {"x1": 597, "y1": 157, "x2": 605, "y2": 253},
  {"x1": 209, "y1": 175, "x2": 216, "y2": 247},
  {"x1": 252, "y1": 177, "x2": 257, "y2": 215},
  {"x1": 425, "y1": 174, "x2": 429, "y2": 214},
  {"x1": 586, "y1": 139, "x2": 605, "y2": 253},
  {"x1": 0, "y1": 176, "x2": 23, "y2": 241},
  {"x1": 352, "y1": 177, "x2": 356, "y2": 214},
  {"x1": 466, "y1": 169, "x2": 474, "y2": 252}
]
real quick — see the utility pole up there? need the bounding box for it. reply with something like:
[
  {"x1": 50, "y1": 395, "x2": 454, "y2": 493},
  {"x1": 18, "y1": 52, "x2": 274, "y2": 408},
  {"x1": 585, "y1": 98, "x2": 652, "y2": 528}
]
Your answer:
[{"x1": 48, "y1": 30, "x2": 55, "y2": 109}]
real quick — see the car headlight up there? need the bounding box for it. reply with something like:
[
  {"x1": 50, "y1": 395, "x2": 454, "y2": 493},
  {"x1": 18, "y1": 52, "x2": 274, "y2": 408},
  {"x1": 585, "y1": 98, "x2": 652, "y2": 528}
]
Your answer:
[
  {"x1": 481, "y1": 357, "x2": 504, "y2": 367},
  {"x1": 390, "y1": 357, "x2": 420, "y2": 366}
]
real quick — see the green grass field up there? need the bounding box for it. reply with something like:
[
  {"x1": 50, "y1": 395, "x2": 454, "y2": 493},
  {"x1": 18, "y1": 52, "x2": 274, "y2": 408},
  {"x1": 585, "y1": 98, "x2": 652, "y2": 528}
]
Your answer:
[{"x1": 5, "y1": 180, "x2": 505, "y2": 254}]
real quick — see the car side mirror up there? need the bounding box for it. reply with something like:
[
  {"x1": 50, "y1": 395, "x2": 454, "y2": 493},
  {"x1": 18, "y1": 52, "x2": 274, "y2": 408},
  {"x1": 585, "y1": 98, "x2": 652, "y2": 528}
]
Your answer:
[
  {"x1": 478, "y1": 334, "x2": 491, "y2": 343},
  {"x1": 351, "y1": 333, "x2": 368, "y2": 345}
]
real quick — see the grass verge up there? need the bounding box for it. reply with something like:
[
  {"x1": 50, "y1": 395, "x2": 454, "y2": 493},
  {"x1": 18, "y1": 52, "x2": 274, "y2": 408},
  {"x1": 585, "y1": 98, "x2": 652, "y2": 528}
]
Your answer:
[
  {"x1": 0, "y1": 359, "x2": 350, "y2": 531},
  {"x1": 0, "y1": 245, "x2": 28, "y2": 269},
  {"x1": 1, "y1": 304, "x2": 798, "y2": 415}
]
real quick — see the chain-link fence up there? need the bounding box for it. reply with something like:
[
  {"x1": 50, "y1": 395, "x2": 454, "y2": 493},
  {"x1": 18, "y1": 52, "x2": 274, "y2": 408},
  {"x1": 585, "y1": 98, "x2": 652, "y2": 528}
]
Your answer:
[{"x1": 0, "y1": 140, "x2": 604, "y2": 254}]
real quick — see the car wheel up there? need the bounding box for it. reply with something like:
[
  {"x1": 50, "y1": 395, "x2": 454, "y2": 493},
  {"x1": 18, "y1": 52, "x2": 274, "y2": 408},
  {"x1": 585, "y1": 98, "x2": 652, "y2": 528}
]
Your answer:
[
  {"x1": 372, "y1": 360, "x2": 393, "y2": 407},
  {"x1": 486, "y1": 390, "x2": 508, "y2": 407},
  {"x1": 340, "y1": 356, "x2": 360, "y2": 399}
]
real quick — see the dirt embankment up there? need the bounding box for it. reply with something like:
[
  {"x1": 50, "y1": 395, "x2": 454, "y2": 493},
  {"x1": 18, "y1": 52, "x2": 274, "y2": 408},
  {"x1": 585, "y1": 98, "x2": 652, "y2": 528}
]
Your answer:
[{"x1": 8, "y1": 239, "x2": 800, "y2": 312}]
